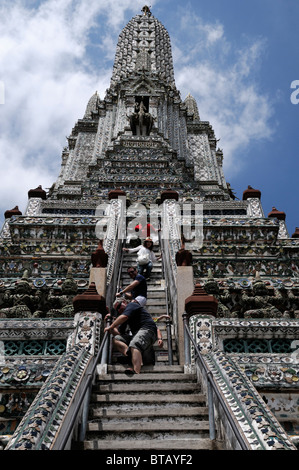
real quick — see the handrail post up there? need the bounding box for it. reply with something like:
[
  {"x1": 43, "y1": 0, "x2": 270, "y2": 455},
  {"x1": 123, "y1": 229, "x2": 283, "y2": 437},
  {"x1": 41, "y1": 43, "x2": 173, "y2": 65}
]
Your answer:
[
  {"x1": 108, "y1": 328, "x2": 113, "y2": 364},
  {"x1": 166, "y1": 318, "x2": 173, "y2": 365},
  {"x1": 78, "y1": 375, "x2": 93, "y2": 443},
  {"x1": 207, "y1": 372, "x2": 216, "y2": 440},
  {"x1": 183, "y1": 312, "x2": 191, "y2": 365},
  {"x1": 101, "y1": 314, "x2": 112, "y2": 365}
]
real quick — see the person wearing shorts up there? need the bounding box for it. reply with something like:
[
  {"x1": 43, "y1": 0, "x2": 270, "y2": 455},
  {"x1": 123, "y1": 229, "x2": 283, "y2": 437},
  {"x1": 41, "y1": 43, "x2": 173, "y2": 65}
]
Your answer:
[{"x1": 104, "y1": 298, "x2": 157, "y2": 374}]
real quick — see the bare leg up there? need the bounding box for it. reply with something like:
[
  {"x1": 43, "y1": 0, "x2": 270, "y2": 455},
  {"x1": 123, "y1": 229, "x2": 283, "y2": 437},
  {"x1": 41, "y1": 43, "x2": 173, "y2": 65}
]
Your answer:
[
  {"x1": 131, "y1": 347, "x2": 143, "y2": 374},
  {"x1": 113, "y1": 339, "x2": 130, "y2": 356}
]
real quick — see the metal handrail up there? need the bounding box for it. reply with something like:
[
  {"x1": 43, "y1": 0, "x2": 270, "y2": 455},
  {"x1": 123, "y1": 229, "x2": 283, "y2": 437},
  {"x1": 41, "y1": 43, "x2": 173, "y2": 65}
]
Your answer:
[
  {"x1": 158, "y1": 228, "x2": 169, "y2": 316},
  {"x1": 58, "y1": 324, "x2": 111, "y2": 450},
  {"x1": 158, "y1": 228, "x2": 173, "y2": 365},
  {"x1": 183, "y1": 317, "x2": 250, "y2": 450},
  {"x1": 108, "y1": 238, "x2": 125, "y2": 364},
  {"x1": 165, "y1": 317, "x2": 173, "y2": 365},
  {"x1": 103, "y1": 237, "x2": 125, "y2": 365},
  {"x1": 106, "y1": 237, "x2": 125, "y2": 310},
  {"x1": 116, "y1": 239, "x2": 126, "y2": 293}
]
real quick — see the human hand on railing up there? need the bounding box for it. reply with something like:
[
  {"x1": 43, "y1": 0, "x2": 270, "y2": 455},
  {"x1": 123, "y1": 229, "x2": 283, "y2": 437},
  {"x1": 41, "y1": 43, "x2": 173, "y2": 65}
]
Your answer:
[
  {"x1": 104, "y1": 312, "x2": 113, "y2": 321},
  {"x1": 104, "y1": 324, "x2": 119, "y2": 336},
  {"x1": 156, "y1": 315, "x2": 171, "y2": 321}
]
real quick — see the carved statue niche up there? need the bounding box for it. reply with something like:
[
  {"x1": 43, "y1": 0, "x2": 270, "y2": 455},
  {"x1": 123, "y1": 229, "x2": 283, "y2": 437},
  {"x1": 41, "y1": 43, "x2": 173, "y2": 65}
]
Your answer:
[
  {"x1": 128, "y1": 96, "x2": 155, "y2": 136},
  {"x1": 204, "y1": 269, "x2": 235, "y2": 318},
  {"x1": 46, "y1": 267, "x2": 78, "y2": 318},
  {"x1": 240, "y1": 272, "x2": 285, "y2": 319},
  {"x1": 0, "y1": 270, "x2": 42, "y2": 318}
]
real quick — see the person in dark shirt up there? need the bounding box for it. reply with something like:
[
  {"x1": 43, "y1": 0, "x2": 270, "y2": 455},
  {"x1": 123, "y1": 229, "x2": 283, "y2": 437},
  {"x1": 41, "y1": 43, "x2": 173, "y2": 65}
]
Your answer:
[
  {"x1": 116, "y1": 266, "x2": 147, "y2": 307},
  {"x1": 104, "y1": 298, "x2": 157, "y2": 374}
]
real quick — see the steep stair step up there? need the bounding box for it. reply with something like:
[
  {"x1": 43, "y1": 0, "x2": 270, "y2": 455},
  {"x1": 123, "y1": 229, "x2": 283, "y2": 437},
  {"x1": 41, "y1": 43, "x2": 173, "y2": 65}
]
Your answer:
[
  {"x1": 107, "y1": 364, "x2": 184, "y2": 372},
  {"x1": 105, "y1": 365, "x2": 181, "y2": 375},
  {"x1": 121, "y1": 262, "x2": 161, "y2": 268},
  {"x1": 84, "y1": 437, "x2": 218, "y2": 450},
  {"x1": 147, "y1": 306, "x2": 168, "y2": 314},
  {"x1": 146, "y1": 298, "x2": 166, "y2": 305},
  {"x1": 91, "y1": 406, "x2": 208, "y2": 419},
  {"x1": 99, "y1": 372, "x2": 196, "y2": 381},
  {"x1": 96, "y1": 383, "x2": 199, "y2": 393},
  {"x1": 92, "y1": 393, "x2": 206, "y2": 404},
  {"x1": 87, "y1": 420, "x2": 210, "y2": 433},
  {"x1": 147, "y1": 290, "x2": 166, "y2": 298}
]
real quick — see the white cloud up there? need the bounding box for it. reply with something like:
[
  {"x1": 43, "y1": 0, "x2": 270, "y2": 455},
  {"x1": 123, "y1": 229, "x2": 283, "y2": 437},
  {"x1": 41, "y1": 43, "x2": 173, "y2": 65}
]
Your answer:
[
  {"x1": 173, "y1": 12, "x2": 274, "y2": 175},
  {"x1": 204, "y1": 23, "x2": 224, "y2": 44},
  {"x1": 177, "y1": 7, "x2": 227, "y2": 58}
]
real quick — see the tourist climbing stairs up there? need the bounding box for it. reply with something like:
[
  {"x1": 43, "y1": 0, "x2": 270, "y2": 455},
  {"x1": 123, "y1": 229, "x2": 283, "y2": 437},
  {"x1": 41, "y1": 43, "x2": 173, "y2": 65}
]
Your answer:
[
  {"x1": 81, "y1": 241, "x2": 223, "y2": 451},
  {"x1": 114, "y1": 243, "x2": 177, "y2": 364}
]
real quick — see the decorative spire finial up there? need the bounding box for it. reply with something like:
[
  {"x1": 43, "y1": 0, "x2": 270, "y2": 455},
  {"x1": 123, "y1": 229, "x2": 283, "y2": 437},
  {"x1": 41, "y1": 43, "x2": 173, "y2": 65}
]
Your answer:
[{"x1": 142, "y1": 5, "x2": 151, "y2": 16}]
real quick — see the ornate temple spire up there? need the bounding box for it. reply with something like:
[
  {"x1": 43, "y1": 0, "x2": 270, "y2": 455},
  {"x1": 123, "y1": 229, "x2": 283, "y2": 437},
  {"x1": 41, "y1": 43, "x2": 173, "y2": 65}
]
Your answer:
[
  {"x1": 83, "y1": 91, "x2": 99, "y2": 119},
  {"x1": 184, "y1": 93, "x2": 200, "y2": 121},
  {"x1": 110, "y1": 7, "x2": 176, "y2": 88}
]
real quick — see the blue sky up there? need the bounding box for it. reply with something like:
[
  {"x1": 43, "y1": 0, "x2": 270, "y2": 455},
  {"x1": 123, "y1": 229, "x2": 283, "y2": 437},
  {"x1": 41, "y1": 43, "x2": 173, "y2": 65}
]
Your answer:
[{"x1": 0, "y1": 0, "x2": 298, "y2": 235}]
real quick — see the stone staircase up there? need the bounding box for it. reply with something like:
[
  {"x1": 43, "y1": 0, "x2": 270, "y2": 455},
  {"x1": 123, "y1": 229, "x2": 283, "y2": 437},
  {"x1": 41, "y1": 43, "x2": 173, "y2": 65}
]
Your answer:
[
  {"x1": 80, "y1": 243, "x2": 222, "y2": 451},
  {"x1": 83, "y1": 364, "x2": 221, "y2": 450}
]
